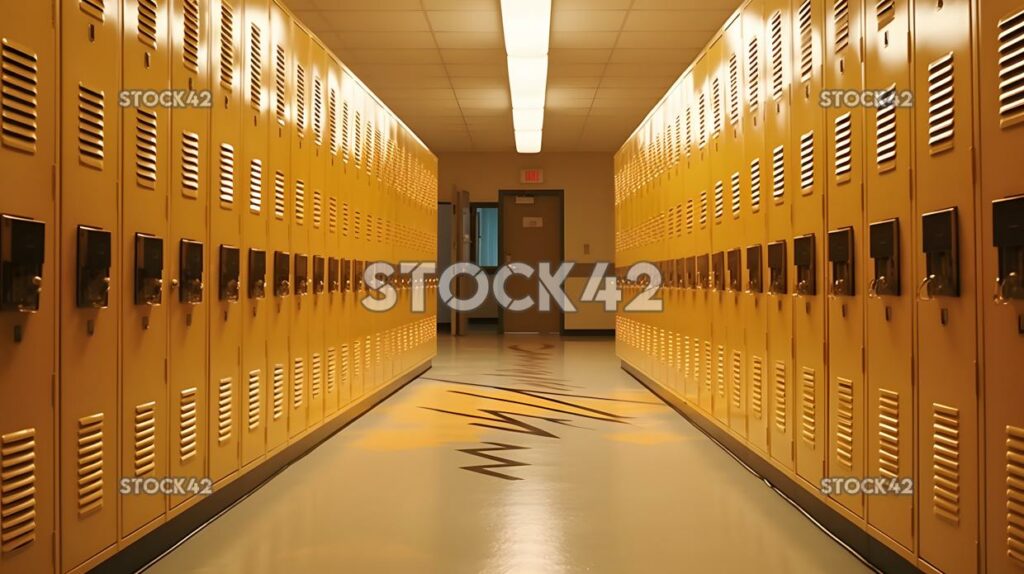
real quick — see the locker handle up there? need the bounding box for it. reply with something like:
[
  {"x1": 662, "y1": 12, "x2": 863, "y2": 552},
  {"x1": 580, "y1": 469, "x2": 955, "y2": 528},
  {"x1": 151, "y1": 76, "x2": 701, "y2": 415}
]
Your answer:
[
  {"x1": 994, "y1": 272, "x2": 1022, "y2": 305},
  {"x1": 868, "y1": 278, "x2": 880, "y2": 299},
  {"x1": 917, "y1": 274, "x2": 936, "y2": 301}
]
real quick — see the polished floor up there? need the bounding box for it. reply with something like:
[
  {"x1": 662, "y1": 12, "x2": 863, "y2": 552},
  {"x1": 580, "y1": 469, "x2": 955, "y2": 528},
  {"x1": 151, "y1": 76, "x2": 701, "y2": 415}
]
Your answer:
[{"x1": 147, "y1": 333, "x2": 872, "y2": 574}]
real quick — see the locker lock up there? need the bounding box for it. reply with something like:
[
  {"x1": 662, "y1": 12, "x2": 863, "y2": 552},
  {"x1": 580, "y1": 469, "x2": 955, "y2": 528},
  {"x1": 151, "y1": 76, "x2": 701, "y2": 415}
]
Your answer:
[
  {"x1": 294, "y1": 254, "x2": 309, "y2": 296},
  {"x1": 341, "y1": 259, "x2": 352, "y2": 292},
  {"x1": 0, "y1": 214, "x2": 45, "y2": 313},
  {"x1": 727, "y1": 249, "x2": 742, "y2": 292},
  {"x1": 219, "y1": 245, "x2": 241, "y2": 302},
  {"x1": 919, "y1": 208, "x2": 959, "y2": 300},
  {"x1": 328, "y1": 257, "x2": 340, "y2": 293},
  {"x1": 273, "y1": 251, "x2": 290, "y2": 297},
  {"x1": 869, "y1": 219, "x2": 900, "y2": 297},
  {"x1": 76, "y1": 225, "x2": 112, "y2": 309},
  {"x1": 685, "y1": 257, "x2": 696, "y2": 290},
  {"x1": 767, "y1": 241, "x2": 788, "y2": 295},
  {"x1": 312, "y1": 255, "x2": 325, "y2": 295},
  {"x1": 178, "y1": 239, "x2": 204, "y2": 304},
  {"x1": 793, "y1": 234, "x2": 816, "y2": 296},
  {"x1": 746, "y1": 245, "x2": 763, "y2": 294},
  {"x1": 674, "y1": 258, "x2": 686, "y2": 289},
  {"x1": 249, "y1": 249, "x2": 267, "y2": 299},
  {"x1": 134, "y1": 234, "x2": 164, "y2": 306},
  {"x1": 353, "y1": 260, "x2": 365, "y2": 291},
  {"x1": 696, "y1": 255, "x2": 710, "y2": 290},
  {"x1": 992, "y1": 195, "x2": 1024, "y2": 302},
  {"x1": 828, "y1": 228, "x2": 855, "y2": 297},
  {"x1": 711, "y1": 252, "x2": 725, "y2": 291}
]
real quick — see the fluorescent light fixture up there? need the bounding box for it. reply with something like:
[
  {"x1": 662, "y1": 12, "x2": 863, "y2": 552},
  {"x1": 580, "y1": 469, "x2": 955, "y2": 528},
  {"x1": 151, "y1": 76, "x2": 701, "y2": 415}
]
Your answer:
[
  {"x1": 515, "y1": 130, "x2": 543, "y2": 154},
  {"x1": 513, "y1": 109, "x2": 544, "y2": 131},
  {"x1": 500, "y1": 0, "x2": 551, "y2": 57},
  {"x1": 508, "y1": 56, "x2": 548, "y2": 110}
]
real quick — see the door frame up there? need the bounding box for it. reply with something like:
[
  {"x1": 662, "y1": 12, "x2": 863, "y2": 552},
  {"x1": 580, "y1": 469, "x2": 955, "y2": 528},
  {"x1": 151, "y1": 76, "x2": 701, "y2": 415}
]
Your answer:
[
  {"x1": 497, "y1": 189, "x2": 565, "y2": 334},
  {"x1": 436, "y1": 201, "x2": 454, "y2": 331}
]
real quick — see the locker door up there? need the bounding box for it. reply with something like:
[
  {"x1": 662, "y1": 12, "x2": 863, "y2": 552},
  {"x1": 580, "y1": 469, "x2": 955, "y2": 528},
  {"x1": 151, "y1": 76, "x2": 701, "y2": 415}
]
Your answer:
[
  {"x1": 264, "y1": 0, "x2": 290, "y2": 453},
  {"x1": 120, "y1": 0, "x2": 171, "y2": 542},
  {"x1": 692, "y1": 56, "x2": 715, "y2": 415},
  {"x1": 337, "y1": 70, "x2": 356, "y2": 407},
  {"x1": 679, "y1": 71, "x2": 701, "y2": 405},
  {"x1": 287, "y1": 19, "x2": 310, "y2": 439},
  {"x1": 763, "y1": 0, "x2": 796, "y2": 471},
  {"x1": 207, "y1": 0, "x2": 243, "y2": 486},
  {"x1": 863, "y1": 0, "x2": 914, "y2": 551},
  {"x1": 59, "y1": 0, "x2": 121, "y2": 568},
  {"x1": 324, "y1": 54, "x2": 343, "y2": 417},
  {"x1": 0, "y1": 3, "x2": 57, "y2": 573},
  {"x1": 168, "y1": 0, "x2": 210, "y2": 514},
  {"x1": 239, "y1": 0, "x2": 269, "y2": 468},
  {"x1": 664, "y1": 87, "x2": 684, "y2": 397},
  {"x1": 979, "y1": 3, "x2": 1024, "y2": 573},
  {"x1": 913, "y1": 1, "x2": 979, "y2": 571},
  {"x1": 823, "y1": 0, "x2": 867, "y2": 518},
  {"x1": 741, "y1": 0, "x2": 770, "y2": 454},
  {"x1": 789, "y1": 0, "x2": 827, "y2": 487},
  {"x1": 305, "y1": 37, "x2": 327, "y2": 428}
]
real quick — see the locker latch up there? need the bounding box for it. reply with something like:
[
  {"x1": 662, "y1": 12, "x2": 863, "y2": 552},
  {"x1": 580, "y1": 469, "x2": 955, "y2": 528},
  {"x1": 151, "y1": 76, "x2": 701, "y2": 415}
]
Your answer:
[
  {"x1": 248, "y1": 249, "x2": 267, "y2": 299},
  {"x1": 727, "y1": 249, "x2": 742, "y2": 292},
  {"x1": 993, "y1": 195, "x2": 1024, "y2": 302},
  {"x1": 219, "y1": 245, "x2": 240, "y2": 302},
  {"x1": 134, "y1": 233, "x2": 164, "y2": 306},
  {"x1": 696, "y1": 255, "x2": 710, "y2": 290},
  {"x1": 869, "y1": 219, "x2": 900, "y2": 297},
  {"x1": 685, "y1": 257, "x2": 696, "y2": 290},
  {"x1": 746, "y1": 245, "x2": 763, "y2": 294},
  {"x1": 342, "y1": 259, "x2": 353, "y2": 292},
  {"x1": 273, "y1": 251, "x2": 290, "y2": 297},
  {"x1": 294, "y1": 254, "x2": 309, "y2": 296},
  {"x1": 313, "y1": 255, "x2": 325, "y2": 295},
  {"x1": 328, "y1": 258, "x2": 340, "y2": 293},
  {"x1": 676, "y1": 258, "x2": 687, "y2": 289},
  {"x1": 711, "y1": 252, "x2": 725, "y2": 291},
  {"x1": 0, "y1": 214, "x2": 44, "y2": 313},
  {"x1": 793, "y1": 234, "x2": 816, "y2": 296},
  {"x1": 919, "y1": 207, "x2": 959, "y2": 299},
  {"x1": 179, "y1": 240, "x2": 204, "y2": 304},
  {"x1": 828, "y1": 228, "x2": 855, "y2": 297},
  {"x1": 76, "y1": 225, "x2": 112, "y2": 309},
  {"x1": 767, "y1": 240, "x2": 787, "y2": 295},
  {"x1": 353, "y1": 260, "x2": 365, "y2": 291}
]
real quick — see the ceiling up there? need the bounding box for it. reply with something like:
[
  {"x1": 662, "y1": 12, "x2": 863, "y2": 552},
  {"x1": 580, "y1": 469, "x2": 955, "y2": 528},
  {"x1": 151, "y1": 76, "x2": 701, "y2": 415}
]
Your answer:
[{"x1": 284, "y1": 0, "x2": 738, "y2": 153}]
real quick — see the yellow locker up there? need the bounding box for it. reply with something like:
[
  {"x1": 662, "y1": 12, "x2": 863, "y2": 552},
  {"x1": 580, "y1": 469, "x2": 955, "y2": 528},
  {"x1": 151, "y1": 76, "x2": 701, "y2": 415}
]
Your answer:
[
  {"x1": 324, "y1": 53, "x2": 344, "y2": 417},
  {"x1": 913, "y1": 1, "x2": 980, "y2": 571},
  {"x1": 691, "y1": 55, "x2": 714, "y2": 415},
  {"x1": 305, "y1": 36, "x2": 327, "y2": 428},
  {"x1": 823, "y1": 0, "x2": 866, "y2": 518},
  {"x1": 0, "y1": 2, "x2": 57, "y2": 573},
  {"x1": 763, "y1": 0, "x2": 796, "y2": 471},
  {"x1": 863, "y1": 0, "x2": 914, "y2": 551},
  {"x1": 979, "y1": 2, "x2": 1024, "y2": 572},
  {"x1": 679, "y1": 71, "x2": 701, "y2": 405},
  {"x1": 59, "y1": 0, "x2": 121, "y2": 568},
  {"x1": 741, "y1": 0, "x2": 770, "y2": 454},
  {"x1": 287, "y1": 18, "x2": 310, "y2": 439},
  {"x1": 265, "y1": 0, "x2": 290, "y2": 453},
  {"x1": 120, "y1": 0, "x2": 171, "y2": 542},
  {"x1": 664, "y1": 86, "x2": 685, "y2": 397},
  {"x1": 207, "y1": 0, "x2": 243, "y2": 486},
  {"x1": 167, "y1": 0, "x2": 210, "y2": 514},
  {"x1": 239, "y1": 0, "x2": 269, "y2": 468}
]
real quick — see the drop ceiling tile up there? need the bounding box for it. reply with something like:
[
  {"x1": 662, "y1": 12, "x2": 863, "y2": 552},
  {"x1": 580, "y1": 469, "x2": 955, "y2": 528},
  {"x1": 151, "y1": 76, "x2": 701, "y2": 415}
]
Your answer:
[
  {"x1": 596, "y1": 87, "x2": 673, "y2": 99},
  {"x1": 622, "y1": 10, "x2": 734, "y2": 32},
  {"x1": 356, "y1": 64, "x2": 449, "y2": 78},
  {"x1": 449, "y1": 76, "x2": 508, "y2": 89},
  {"x1": 547, "y1": 87, "x2": 597, "y2": 100},
  {"x1": 548, "y1": 63, "x2": 608, "y2": 77},
  {"x1": 288, "y1": 0, "x2": 318, "y2": 9},
  {"x1": 433, "y1": 32, "x2": 504, "y2": 49},
  {"x1": 371, "y1": 87, "x2": 456, "y2": 100},
  {"x1": 548, "y1": 76, "x2": 603, "y2": 88},
  {"x1": 603, "y1": 62, "x2": 689, "y2": 77},
  {"x1": 455, "y1": 98, "x2": 510, "y2": 112},
  {"x1": 337, "y1": 49, "x2": 443, "y2": 64},
  {"x1": 427, "y1": 11, "x2": 501, "y2": 32},
  {"x1": 454, "y1": 88, "x2": 509, "y2": 100},
  {"x1": 555, "y1": 0, "x2": 633, "y2": 8},
  {"x1": 337, "y1": 32, "x2": 438, "y2": 49},
  {"x1": 421, "y1": 0, "x2": 497, "y2": 10},
  {"x1": 460, "y1": 107, "x2": 512, "y2": 117},
  {"x1": 609, "y1": 48, "x2": 698, "y2": 64},
  {"x1": 547, "y1": 107, "x2": 593, "y2": 116},
  {"x1": 598, "y1": 75, "x2": 680, "y2": 88},
  {"x1": 551, "y1": 10, "x2": 627, "y2": 32},
  {"x1": 550, "y1": 31, "x2": 619, "y2": 49},
  {"x1": 292, "y1": 10, "x2": 330, "y2": 32},
  {"x1": 321, "y1": 11, "x2": 430, "y2": 32},
  {"x1": 445, "y1": 63, "x2": 508, "y2": 77},
  {"x1": 440, "y1": 49, "x2": 506, "y2": 64},
  {"x1": 616, "y1": 31, "x2": 712, "y2": 49},
  {"x1": 631, "y1": 0, "x2": 730, "y2": 9},
  {"x1": 355, "y1": 75, "x2": 454, "y2": 89},
  {"x1": 550, "y1": 49, "x2": 613, "y2": 64},
  {"x1": 312, "y1": 0, "x2": 422, "y2": 8}
]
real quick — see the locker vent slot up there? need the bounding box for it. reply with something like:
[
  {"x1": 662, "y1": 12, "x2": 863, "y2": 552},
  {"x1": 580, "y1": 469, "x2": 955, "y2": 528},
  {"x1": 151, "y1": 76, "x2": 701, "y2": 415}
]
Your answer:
[
  {"x1": 703, "y1": 341, "x2": 712, "y2": 394},
  {"x1": 730, "y1": 351, "x2": 743, "y2": 409},
  {"x1": 133, "y1": 402, "x2": 157, "y2": 476},
  {"x1": 294, "y1": 180, "x2": 305, "y2": 225},
  {"x1": 800, "y1": 367, "x2": 816, "y2": 446},
  {"x1": 138, "y1": 0, "x2": 158, "y2": 49},
  {"x1": 999, "y1": 9, "x2": 1024, "y2": 127},
  {"x1": 328, "y1": 197, "x2": 337, "y2": 234},
  {"x1": 295, "y1": 65, "x2": 306, "y2": 131},
  {"x1": 329, "y1": 88, "x2": 338, "y2": 152},
  {"x1": 876, "y1": 0, "x2": 895, "y2": 30},
  {"x1": 716, "y1": 346, "x2": 726, "y2": 398},
  {"x1": 353, "y1": 111, "x2": 362, "y2": 165},
  {"x1": 750, "y1": 159, "x2": 761, "y2": 212},
  {"x1": 747, "y1": 36, "x2": 760, "y2": 114},
  {"x1": 181, "y1": 131, "x2": 200, "y2": 197},
  {"x1": 249, "y1": 159, "x2": 262, "y2": 214},
  {"x1": 798, "y1": 0, "x2": 813, "y2": 83},
  {"x1": 698, "y1": 93, "x2": 707, "y2": 148},
  {"x1": 247, "y1": 370, "x2": 261, "y2": 430},
  {"x1": 672, "y1": 113, "x2": 682, "y2": 162},
  {"x1": 311, "y1": 353, "x2": 322, "y2": 399},
  {"x1": 341, "y1": 343, "x2": 350, "y2": 390},
  {"x1": 834, "y1": 113, "x2": 852, "y2": 180},
  {"x1": 327, "y1": 347, "x2": 337, "y2": 395},
  {"x1": 773, "y1": 361, "x2": 787, "y2": 432},
  {"x1": 274, "y1": 45, "x2": 286, "y2": 126},
  {"x1": 274, "y1": 171, "x2": 285, "y2": 219},
  {"x1": 699, "y1": 190, "x2": 708, "y2": 228},
  {"x1": 799, "y1": 131, "x2": 814, "y2": 192},
  {"x1": 1008, "y1": 425, "x2": 1024, "y2": 564},
  {"x1": 0, "y1": 39, "x2": 39, "y2": 153},
  {"x1": 772, "y1": 145, "x2": 785, "y2": 201},
  {"x1": 875, "y1": 87, "x2": 897, "y2": 168},
  {"x1": 927, "y1": 53, "x2": 955, "y2": 152},
  {"x1": 685, "y1": 106, "x2": 693, "y2": 154},
  {"x1": 877, "y1": 389, "x2": 900, "y2": 478},
  {"x1": 135, "y1": 108, "x2": 158, "y2": 189},
  {"x1": 372, "y1": 125, "x2": 382, "y2": 177},
  {"x1": 834, "y1": 0, "x2": 850, "y2": 52},
  {"x1": 182, "y1": 0, "x2": 200, "y2": 73},
  {"x1": 834, "y1": 377, "x2": 854, "y2": 469},
  {"x1": 179, "y1": 388, "x2": 198, "y2": 462},
  {"x1": 78, "y1": 84, "x2": 105, "y2": 168},
  {"x1": 217, "y1": 378, "x2": 232, "y2": 445},
  {"x1": 312, "y1": 75, "x2": 323, "y2": 146},
  {"x1": 353, "y1": 339, "x2": 362, "y2": 380},
  {"x1": 731, "y1": 172, "x2": 741, "y2": 218},
  {"x1": 219, "y1": 1, "x2": 235, "y2": 91},
  {"x1": 272, "y1": 364, "x2": 285, "y2": 420},
  {"x1": 313, "y1": 191, "x2": 322, "y2": 229},
  {"x1": 341, "y1": 100, "x2": 350, "y2": 162},
  {"x1": 769, "y1": 12, "x2": 784, "y2": 101},
  {"x1": 342, "y1": 202, "x2": 350, "y2": 237},
  {"x1": 711, "y1": 77, "x2": 722, "y2": 137},
  {"x1": 249, "y1": 24, "x2": 262, "y2": 111},
  {"x1": 683, "y1": 336, "x2": 691, "y2": 384},
  {"x1": 76, "y1": 413, "x2": 105, "y2": 516},
  {"x1": 931, "y1": 403, "x2": 961, "y2": 524},
  {"x1": 219, "y1": 143, "x2": 235, "y2": 206},
  {"x1": 293, "y1": 357, "x2": 304, "y2": 408},
  {"x1": 751, "y1": 356, "x2": 764, "y2": 419},
  {"x1": 728, "y1": 55, "x2": 740, "y2": 125},
  {"x1": 80, "y1": 0, "x2": 104, "y2": 21},
  {"x1": 0, "y1": 428, "x2": 36, "y2": 553},
  {"x1": 714, "y1": 181, "x2": 724, "y2": 221}
]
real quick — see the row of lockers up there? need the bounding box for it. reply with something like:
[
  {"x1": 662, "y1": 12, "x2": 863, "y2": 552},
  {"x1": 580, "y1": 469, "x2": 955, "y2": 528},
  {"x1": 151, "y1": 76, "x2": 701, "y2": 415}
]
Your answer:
[
  {"x1": 0, "y1": 0, "x2": 438, "y2": 573},
  {"x1": 613, "y1": 0, "x2": 1023, "y2": 573}
]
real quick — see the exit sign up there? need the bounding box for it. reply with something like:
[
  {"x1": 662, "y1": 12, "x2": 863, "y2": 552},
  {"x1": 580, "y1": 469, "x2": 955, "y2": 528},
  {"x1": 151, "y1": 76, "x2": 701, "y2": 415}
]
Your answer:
[{"x1": 520, "y1": 168, "x2": 544, "y2": 184}]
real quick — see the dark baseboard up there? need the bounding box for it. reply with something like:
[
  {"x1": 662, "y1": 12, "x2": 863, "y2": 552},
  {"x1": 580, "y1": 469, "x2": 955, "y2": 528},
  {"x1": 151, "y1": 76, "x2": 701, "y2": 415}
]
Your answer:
[
  {"x1": 621, "y1": 360, "x2": 920, "y2": 574},
  {"x1": 560, "y1": 328, "x2": 614, "y2": 336},
  {"x1": 91, "y1": 360, "x2": 432, "y2": 574}
]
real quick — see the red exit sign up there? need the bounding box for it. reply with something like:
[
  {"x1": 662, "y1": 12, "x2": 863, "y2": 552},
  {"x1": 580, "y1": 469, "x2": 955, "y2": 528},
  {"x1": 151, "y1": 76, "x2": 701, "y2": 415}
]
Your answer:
[{"x1": 520, "y1": 168, "x2": 544, "y2": 184}]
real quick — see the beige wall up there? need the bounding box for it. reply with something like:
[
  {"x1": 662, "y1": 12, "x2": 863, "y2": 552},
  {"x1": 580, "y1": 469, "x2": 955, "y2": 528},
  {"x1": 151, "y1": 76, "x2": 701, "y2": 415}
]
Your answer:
[{"x1": 438, "y1": 152, "x2": 616, "y2": 330}]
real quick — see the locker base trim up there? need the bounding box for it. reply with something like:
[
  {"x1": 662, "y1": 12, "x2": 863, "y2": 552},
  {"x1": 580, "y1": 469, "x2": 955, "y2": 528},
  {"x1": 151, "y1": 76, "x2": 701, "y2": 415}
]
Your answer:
[
  {"x1": 88, "y1": 359, "x2": 433, "y2": 574},
  {"x1": 621, "y1": 360, "x2": 921, "y2": 574}
]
